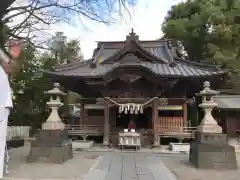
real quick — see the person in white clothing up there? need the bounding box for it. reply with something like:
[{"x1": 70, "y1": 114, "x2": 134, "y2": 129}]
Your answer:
[{"x1": 0, "y1": 44, "x2": 22, "y2": 179}]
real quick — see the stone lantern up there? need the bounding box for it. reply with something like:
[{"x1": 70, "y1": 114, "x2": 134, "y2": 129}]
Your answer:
[
  {"x1": 27, "y1": 83, "x2": 73, "y2": 164},
  {"x1": 197, "y1": 81, "x2": 221, "y2": 133},
  {"x1": 189, "y1": 81, "x2": 237, "y2": 169},
  {"x1": 42, "y1": 82, "x2": 66, "y2": 130}
]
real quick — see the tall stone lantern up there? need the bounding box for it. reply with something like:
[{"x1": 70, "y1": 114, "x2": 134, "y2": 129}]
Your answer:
[
  {"x1": 197, "y1": 81, "x2": 221, "y2": 133},
  {"x1": 42, "y1": 82, "x2": 66, "y2": 130},
  {"x1": 27, "y1": 83, "x2": 73, "y2": 164},
  {"x1": 189, "y1": 81, "x2": 237, "y2": 169}
]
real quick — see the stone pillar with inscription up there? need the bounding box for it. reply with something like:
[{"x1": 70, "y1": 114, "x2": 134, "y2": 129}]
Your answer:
[
  {"x1": 189, "y1": 81, "x2": 237, "y2": 169},
  {"x1": 27, "y1": 83, "x2": 73, "y2": 164}
]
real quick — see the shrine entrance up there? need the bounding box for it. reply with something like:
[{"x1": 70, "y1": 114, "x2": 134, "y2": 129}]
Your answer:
[{"x1": 116, "y1": 107, "x2": 152, "y2": 130}]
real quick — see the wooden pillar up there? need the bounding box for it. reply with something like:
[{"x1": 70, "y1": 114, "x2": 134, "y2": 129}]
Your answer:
[
  {"x1": 183, "y1": 102, "x2": 187, "y2": 127},
  {"x1": 80, "y1": 101, "x2": 85, "y2": 126},
  {"x1": 152, "y1": 98, "x2": 160, "y2": 147},
  {"x1": 103, "y1": 99, "x2": 110, "y2": 146}
]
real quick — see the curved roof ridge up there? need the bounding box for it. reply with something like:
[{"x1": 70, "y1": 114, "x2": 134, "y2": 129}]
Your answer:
[
  {"x1": 97, "y1": 39, "x2": 168, "y2": 44},
  {"x1": 52, "y1": 59, "x2": 92, "y2": 72},
  {"x1": 174, "y1": 57, "x2": 223, "y2": 70}
]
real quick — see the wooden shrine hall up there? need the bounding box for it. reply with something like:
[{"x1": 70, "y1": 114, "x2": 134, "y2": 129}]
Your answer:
[{"x1": 47, "y1": 29, "x2": 227, "y2": 147}]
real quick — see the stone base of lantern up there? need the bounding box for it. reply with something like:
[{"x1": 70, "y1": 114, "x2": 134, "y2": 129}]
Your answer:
[
  {"x1": 189, "y1": 131, "x2": 237, "y2": 169},
  {"x1": 197, "y1": 124, "x2": 222, "y2": 133},
  {"x1": 27, "y1": 130, "x2": 73, "y2": 164}
]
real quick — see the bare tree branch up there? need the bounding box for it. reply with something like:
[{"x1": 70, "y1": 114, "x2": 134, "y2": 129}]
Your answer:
[{"x1": 1, "y1": 0, "x2": 135, "y2": 52}]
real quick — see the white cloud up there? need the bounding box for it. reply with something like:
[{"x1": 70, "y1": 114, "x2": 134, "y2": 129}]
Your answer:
[
  {"x1": 10, "y1": 0, "x2": 184, "y2": 59},
  {"x1": 51, "y1": 0, "x2": 184, "y2": 59}
]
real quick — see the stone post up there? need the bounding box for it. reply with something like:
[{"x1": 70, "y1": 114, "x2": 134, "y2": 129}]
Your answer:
[{"x1": 189, "y1": 81, "x2": 237, "y2": 169}]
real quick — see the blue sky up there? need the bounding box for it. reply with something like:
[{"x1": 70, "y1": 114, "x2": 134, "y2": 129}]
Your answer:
[
  {"x1": 10, "y1": 0, "x2": 184, "y2": 59},
  {"x1": 49, "y1": 0, "x2": 184, "y2": 59}
]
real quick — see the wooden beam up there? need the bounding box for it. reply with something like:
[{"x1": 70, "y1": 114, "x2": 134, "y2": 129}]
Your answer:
[
  {"x1": 152, "y1": 99, "x2": 160, "y2": 147},
  {"x1": 103, "y1": 99, "x2": 110, "y2": 146},
  {"x1": 80, "y1": 101, "x2": 85, "y2": 126},
  {"x1": 183, "y1": 102, "x2": 188, "y2": 126}
]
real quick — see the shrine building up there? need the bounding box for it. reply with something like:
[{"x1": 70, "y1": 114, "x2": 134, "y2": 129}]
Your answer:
[{"x1": 47, "y1": 30, "x2": 227, "y2": 147}]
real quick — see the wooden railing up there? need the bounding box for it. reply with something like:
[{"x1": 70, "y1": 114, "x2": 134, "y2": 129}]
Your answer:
[
  {"x1": 155, "y1": 125, "x2": 197, "y2": 138},
  {"x1": 156, "y1": 117, "x2": 184, "y2": 130},
  {"x1": 65, "y1": 125, "x2": 153, "y2": 136},
  {"x1": 65, "y1": 125, "x2": 104, "y2": 136}
]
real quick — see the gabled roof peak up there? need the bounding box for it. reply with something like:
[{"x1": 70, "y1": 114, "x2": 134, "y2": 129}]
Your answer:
[{"x1": 126, "y1": 28, "x2": 139, "y2": 42}]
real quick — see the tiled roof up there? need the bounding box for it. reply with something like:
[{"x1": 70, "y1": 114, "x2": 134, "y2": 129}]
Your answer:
[
  {"x1": 48, "y1": 57, "x2": 225, "y2": 78},
  {"x1": 47, "y1": 31, "x2": 227, "y2": 79},
  {"x1": 92, "y1": 40, "x2": 172, "y2": 64}
]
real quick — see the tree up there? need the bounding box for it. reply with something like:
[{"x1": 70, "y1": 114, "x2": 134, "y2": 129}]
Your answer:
[
  {"x1": 9, "y1": 43, "x2": 51, "y2": 128},
  {"x1": 1, "y1": 0, "x2": 135, "y2": 51},
  {"x1": 9, "y1": 31, "x2": 83, "y2": 129},
  {"x1": 162, "y1": 0, "x2": 240, "y2": 93},
  {"x1": 162, "y1": 0, "x2": 240, "y2": 68},
  {"x1": 48, "y1": 31, "x2": 83, "y2": 64},
  {"x1": 0, "y1": 0, "x2": 15, "y2": 17}
]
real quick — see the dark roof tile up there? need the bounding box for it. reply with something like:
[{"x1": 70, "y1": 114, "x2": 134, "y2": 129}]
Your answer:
[
  {"x1": 47, "y1": 59, "x2": 225, "y2": 78},
  {"x1": 47, "y1": 32, "x2": 226, "y2": 79}
]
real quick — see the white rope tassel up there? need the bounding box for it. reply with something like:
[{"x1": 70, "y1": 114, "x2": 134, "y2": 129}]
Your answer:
[
  {"x1": 124, "y1": 105, "x2": 128, "y2": 114},
  {"x1": 119, "y1": 105, "x2": 124, "y2": 113},
  {"x1": 104, "y1": 97, "x2": 158, "y2": 115},
  {"x1": 127, "y1": 104, "x2": 130, "y2": 111}
]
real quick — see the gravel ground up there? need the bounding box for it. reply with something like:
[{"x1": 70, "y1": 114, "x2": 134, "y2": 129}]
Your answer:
[
  {"x1": 4, "y1": 146, "x2": 99, "y2": 180},
  {"x1": 160, "y1": 153, "x2": 240, "y2": 180}
]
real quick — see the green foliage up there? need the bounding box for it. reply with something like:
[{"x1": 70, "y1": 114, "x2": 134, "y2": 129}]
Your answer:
[
  {"x1": 48, "y1": 32, "x2": 84, "y2": 64},
  {"x1": 9, "y1": 44, "x2": 52, "y2": 129},
  {"x1": 162, "y1": 0, "x2": 240, "y2": 93},
  {"x1": 162, "y1": 0, "x2": 240, "y2": 68},
  {"x1": 8, "y1": 32, "x2": 82, "y2": 130}
]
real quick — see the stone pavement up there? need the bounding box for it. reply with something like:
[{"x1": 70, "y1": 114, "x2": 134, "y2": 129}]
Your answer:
[
  {"x1": 4, "y1": 145, "x2": 178, "y2": 180},
  {"x1": 83, "y1": 154, "x2": 177, "y2": 180},
  {"x1": 4, "y1": 146, "x2": 98, "y2": 180},
  {"x1": 80, "y1": 145, "x2": 180, "y2": 154},
  {"x1": 161, "y1": 153, "x2": 240, "y2": 180},
  {"x1": 4, "y1": 145, "x2": 240, "y2": 180}
]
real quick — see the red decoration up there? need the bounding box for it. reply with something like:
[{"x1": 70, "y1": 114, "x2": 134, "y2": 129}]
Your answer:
[
  {"x1": 128, "y1": 122, "x2": 136, "y2": 130},
  {"x1": 9, "y1": 41, "x2": 21, "y2": 58}
]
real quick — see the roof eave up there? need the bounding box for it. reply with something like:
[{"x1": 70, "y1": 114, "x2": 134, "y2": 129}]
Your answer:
[{"x1": 46, "y1": 69, "x2": 226, "y2": 80}]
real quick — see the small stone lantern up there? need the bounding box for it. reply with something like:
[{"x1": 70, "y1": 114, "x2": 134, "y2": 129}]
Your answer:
[
  {"x1": 42, "y1": 82, "x2": 66, "y2": 130},
  {"x1": 196, "y1": 81, "x2": 222, "y2": 133}
]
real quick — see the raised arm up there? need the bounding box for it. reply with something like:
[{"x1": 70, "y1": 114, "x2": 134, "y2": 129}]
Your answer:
[{"x1": 0, "y1": 42, "x2": 22, "y2": 74}]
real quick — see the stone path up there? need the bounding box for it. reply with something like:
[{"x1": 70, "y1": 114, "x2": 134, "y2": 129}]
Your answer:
[{"x1": 83, "y1": 154, "x2": 177, "y2": 180}]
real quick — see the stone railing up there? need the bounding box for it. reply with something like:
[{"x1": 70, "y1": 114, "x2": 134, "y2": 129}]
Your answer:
[{"x1": 6, "y1": 126, "x2": 30, "y2": 141}]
